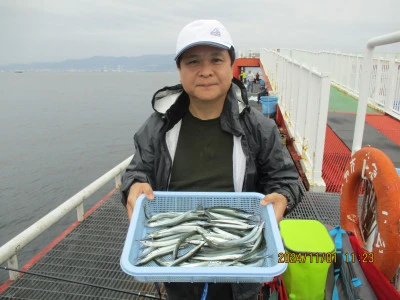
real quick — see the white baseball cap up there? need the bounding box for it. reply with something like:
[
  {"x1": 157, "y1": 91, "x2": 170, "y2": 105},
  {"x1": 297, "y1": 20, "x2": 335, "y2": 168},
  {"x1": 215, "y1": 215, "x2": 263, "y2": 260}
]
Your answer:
[{"x1": 175, "y1": 19, "x2": 234, "y2": 61}]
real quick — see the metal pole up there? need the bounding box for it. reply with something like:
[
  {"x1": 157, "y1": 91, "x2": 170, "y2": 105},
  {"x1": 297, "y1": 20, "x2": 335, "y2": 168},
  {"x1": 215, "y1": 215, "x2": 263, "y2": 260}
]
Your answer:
[
  {"x1": 352, "y1": 47, "x2": 373, "y2": 154},
  {"x1": 352, "y1": 31, "x2": 400, "y2": 154}
]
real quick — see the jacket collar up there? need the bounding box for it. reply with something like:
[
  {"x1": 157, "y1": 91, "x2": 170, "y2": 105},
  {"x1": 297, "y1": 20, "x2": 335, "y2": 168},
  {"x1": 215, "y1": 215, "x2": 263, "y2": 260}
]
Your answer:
[{"x1": 151, "y1": 78, "x2": 248, "y2": 135}]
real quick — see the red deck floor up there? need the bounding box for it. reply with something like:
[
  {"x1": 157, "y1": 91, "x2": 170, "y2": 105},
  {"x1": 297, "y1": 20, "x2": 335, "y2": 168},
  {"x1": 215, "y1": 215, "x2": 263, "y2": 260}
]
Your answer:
[
  {"x1": 366, "y1": 114, "x2": 400, "y2": 146},
  {"x1": 322, "y1": 126, "x2": 351, "y2": 192},
  {"x1": 321, "y1": 113, "x2": 400, "y2": 193}
]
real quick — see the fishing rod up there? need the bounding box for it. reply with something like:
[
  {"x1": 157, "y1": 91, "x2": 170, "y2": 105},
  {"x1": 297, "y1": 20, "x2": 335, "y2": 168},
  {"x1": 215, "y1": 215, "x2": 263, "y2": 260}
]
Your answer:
[{"x1": 1, "y1": 265, "x2": 165, "y2": 300}]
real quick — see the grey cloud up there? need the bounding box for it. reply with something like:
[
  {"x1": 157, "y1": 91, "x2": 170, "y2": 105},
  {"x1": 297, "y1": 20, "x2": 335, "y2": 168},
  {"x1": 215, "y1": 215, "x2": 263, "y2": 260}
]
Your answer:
[{"x1": 0, "y1": 0, "x2": 399, "y2": 65}]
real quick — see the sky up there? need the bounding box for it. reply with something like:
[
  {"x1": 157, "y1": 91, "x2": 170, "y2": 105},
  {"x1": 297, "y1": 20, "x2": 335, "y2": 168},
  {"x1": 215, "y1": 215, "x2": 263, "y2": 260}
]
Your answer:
[{"x1": 0, "y1": 0, "x2": 399, "y2": 66}]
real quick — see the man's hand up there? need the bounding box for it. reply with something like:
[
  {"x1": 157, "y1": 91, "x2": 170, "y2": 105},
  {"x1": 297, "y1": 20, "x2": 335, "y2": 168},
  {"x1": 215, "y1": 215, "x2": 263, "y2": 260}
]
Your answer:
[
  {"x1": 260, "y1": 192, "x2": 288, "y2": 222},
  {"x1": 126, "y1": 182, "x2": 154, "y2": 220}
]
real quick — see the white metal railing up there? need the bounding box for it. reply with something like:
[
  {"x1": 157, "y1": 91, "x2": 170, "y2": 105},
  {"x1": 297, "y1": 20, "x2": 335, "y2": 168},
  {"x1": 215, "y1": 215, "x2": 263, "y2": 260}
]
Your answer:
[
  {"x1": 279, "y1": 47, "x2": 400, "y2": 119},
  {"x1": 238, "y1": 50, "x2": 260, "y2": 59},
  {"x1": 352, "y1": 31, "x2": 400, "y2": 153},
  {"x1": 0, "y1": 155, "x2": 133, "y2": 281},
  {"x1": 260, "y1": 49, "x2": 331, "y2": 192}
]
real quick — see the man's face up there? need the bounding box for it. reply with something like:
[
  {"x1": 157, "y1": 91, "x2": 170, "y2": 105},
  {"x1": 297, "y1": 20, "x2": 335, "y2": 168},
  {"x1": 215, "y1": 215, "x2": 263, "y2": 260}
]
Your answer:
[{"x1": 178, "y1": 45, "x2": 233, "y2": 105}]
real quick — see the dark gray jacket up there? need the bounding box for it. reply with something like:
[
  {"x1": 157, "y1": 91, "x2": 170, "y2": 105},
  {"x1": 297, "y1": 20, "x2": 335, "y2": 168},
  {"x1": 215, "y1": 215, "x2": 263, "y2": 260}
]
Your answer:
[{"x1": 121, "y1": 78, "x2": 302, "y2": 215}]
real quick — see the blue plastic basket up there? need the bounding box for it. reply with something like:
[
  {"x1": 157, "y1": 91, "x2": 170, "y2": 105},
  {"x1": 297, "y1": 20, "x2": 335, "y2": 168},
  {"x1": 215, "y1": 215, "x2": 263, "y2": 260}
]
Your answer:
[{"x1": 120, "y1": 191, "x2": 286, "y2": 283}]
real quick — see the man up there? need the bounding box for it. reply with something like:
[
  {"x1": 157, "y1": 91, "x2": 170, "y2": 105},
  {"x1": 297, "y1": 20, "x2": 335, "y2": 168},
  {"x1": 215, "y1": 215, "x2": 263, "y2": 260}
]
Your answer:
[
  {"x1": 257, "y1": 83, "x2": 269, "y2": 103},
  {"x1": 121, "y1": 19, "x2": 302, "y2": 300},
  {"x1": 240, "y1": 69, "x2": 246, "y2": 83},
  {"x1": 259, "y1": 78, "x2": 265, "y2": 88},
  {"x1": 247, "y1": 70, "x2": 255, "y2": 93}
]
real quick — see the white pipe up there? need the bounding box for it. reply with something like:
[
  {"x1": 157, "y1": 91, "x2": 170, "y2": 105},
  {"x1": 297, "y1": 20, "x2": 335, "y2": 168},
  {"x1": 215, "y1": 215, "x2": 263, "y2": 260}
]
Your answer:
[
  {"x1": 0, "y1": 155, "x2": 133, "y2": 266},
  {"x1": 352, "y1": 48, "x2": 373, "y2": 154},
  {"x1": 366, "y1": 31, "x2": 400, "y2": 49},
  {"x1": 352, "y1": 31, "x2": 400, "y2": 154}
]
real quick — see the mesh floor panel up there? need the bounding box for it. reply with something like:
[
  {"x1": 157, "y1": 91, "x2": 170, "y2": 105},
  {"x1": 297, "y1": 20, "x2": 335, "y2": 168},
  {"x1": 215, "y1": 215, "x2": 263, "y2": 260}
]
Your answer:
[
  {"x1": 0, "y1": 192, "x2": 165, "y2": 300},
  {"x1": 1, "y1": 188, "x2": 341, "y2": 299},
  {"x1": 284, "y1": 180, "x2": 341, "y2": 226}
]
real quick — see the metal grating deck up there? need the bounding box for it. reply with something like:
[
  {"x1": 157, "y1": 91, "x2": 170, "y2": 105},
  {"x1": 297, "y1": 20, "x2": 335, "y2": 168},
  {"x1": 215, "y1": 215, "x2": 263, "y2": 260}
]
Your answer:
[
  {"x1": 0, "y1": 192, "x2": 165, "y2": 299},
  {"x1": 286, "y1": 189, "x2": 340, "y2": 226},
  {"x1": 0, "y1": 187, "x2": 341, "y2": 299}
]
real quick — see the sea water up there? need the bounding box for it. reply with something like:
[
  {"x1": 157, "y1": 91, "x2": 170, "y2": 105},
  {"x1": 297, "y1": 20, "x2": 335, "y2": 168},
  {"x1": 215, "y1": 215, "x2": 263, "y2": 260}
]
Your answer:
[{"x1": 0, "y1": 71, "x2": 179, "y2": 283}]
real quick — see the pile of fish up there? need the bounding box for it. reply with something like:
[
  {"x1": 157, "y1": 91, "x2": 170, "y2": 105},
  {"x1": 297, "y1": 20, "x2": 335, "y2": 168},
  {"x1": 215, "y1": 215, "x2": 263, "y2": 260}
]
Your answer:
[{"x1": 135, "y1": 206, "x2": 268, "y2": 267}]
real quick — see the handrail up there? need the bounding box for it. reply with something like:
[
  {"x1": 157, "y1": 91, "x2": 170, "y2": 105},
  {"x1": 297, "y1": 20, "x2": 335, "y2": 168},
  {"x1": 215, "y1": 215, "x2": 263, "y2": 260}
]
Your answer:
[
  {"x1": 0, "y1": 155, "x2": 133, "y2": 280},
  {"x1": 260, "y1": 49, "x2": 331, "y2": 192},
  {"x1": 352, "y1": 31, "x2": 400, "y2": 153},
  {"x1": 279, "y1": 46, "x2": 400, "y2": 120}
]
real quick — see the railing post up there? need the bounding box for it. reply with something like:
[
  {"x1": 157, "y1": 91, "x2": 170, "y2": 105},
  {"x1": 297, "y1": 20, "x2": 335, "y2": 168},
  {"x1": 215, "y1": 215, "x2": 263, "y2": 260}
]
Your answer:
[
  {"x1": 8, "y1": 255, "x2": 19, "y2": 280},
  {"x1": 115, "y1": 174, "x2": 122, "y2": 188},
  {"x1": 385, "y1": 59, "x2": 397, "y2": 113},
  {"x1": 299, "y1": 65, "x2": 311, "y2": 145},
  {"x1": 295, "y1": 62, "x2": 302, "y2": 129},
  {"x1": 346, "y1": 55, "x2": 352, "y2": 89},
  {"x1": 374, "y1": 58, "x2": 383, "y2": 104},
  {"x1": 338, "y1": 53, "x2": 344, "y2": 85},
  {"x1": 332, "y1": 52, "x2": 337, "y2": 83},
  {"x1": 310, "y1": 73, "x2": 330, "y2": 192},
  {"x1": 274, "y1": 58, "x2": 279, "y2": 91},
  {"x1": 355, "y1": 55, "x2": 362, "y2": 93},
  {"x1": 76, "y1": 203, "x2": 84, "y2": 222}
]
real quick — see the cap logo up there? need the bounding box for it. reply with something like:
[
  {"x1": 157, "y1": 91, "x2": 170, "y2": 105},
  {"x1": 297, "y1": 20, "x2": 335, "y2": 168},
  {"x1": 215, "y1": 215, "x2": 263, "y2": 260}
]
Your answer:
[{"x1": 210, "y1": 28, "x2": 221, "y2": 37}]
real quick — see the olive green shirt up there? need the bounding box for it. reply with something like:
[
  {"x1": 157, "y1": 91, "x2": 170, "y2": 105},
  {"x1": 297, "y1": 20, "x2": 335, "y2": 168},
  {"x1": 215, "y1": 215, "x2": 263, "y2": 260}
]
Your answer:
[{"x1": 169, "y1": 111, "x2": 234, "y2": 192}]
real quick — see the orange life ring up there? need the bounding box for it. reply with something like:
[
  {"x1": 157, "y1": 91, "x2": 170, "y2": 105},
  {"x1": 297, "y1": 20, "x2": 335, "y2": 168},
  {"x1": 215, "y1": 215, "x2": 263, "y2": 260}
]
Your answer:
[{"x1": 340, "y1": 146, "x2": 400, "y2": 280}]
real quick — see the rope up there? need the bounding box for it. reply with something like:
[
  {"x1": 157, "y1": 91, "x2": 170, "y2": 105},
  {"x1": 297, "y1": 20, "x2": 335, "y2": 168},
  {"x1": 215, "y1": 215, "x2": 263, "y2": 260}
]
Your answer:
[
  {"x1": 200, "y1": 282, "x2": 209, "y2": 300},
  {"x1": 1, "y1": 265, "x2": 165, "y2": 299}
]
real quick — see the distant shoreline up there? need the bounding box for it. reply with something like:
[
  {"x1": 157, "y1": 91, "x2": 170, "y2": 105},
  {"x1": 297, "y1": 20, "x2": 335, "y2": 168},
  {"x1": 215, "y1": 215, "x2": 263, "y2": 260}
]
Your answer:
[{"x1": 0, "y1": 54, "x2": 177, "y2": 72}]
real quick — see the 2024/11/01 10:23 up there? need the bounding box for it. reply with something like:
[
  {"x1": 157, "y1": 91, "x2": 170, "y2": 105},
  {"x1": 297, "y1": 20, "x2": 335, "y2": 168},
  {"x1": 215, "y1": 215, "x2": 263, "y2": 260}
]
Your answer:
[{"x1": 278, "y1": 252, "x2": 375, "y2": 264}]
